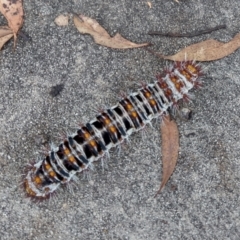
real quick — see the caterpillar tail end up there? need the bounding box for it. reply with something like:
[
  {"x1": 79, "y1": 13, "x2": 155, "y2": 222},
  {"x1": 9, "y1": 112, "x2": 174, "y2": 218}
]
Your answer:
[{"x1": 24, "y1": 161, "x2": 60, "y2": 200}]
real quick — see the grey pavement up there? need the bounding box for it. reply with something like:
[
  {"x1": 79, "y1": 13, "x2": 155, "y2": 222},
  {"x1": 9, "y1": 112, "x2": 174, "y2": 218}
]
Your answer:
[{"x1": 0, "y1": 0, "x2": 240, "y2": 239}]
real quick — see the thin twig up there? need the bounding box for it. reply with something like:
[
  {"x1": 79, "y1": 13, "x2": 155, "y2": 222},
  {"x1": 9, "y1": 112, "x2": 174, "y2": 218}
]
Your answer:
[
  {"x1": 18, "y1": 30, "x2": 32, "y2": 42},
  {"x1": 148, "y1": 24, "x2": 226, "y2": 37}
]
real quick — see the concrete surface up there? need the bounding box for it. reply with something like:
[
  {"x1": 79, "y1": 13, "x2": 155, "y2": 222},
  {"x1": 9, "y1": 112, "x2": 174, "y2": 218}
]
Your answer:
[{"x1": 0, "y1": 0, "x2": 240, "y2": 239}]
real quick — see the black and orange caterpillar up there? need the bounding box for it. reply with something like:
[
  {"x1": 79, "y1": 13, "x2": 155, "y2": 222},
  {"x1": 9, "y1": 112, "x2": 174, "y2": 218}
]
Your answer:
[{"x1": 24, "y1": 61, "x2": 202, "y2": 199}]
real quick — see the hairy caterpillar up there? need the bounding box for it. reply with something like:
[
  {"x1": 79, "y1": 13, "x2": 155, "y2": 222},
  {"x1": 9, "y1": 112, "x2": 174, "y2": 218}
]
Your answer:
[{"x1": 24, "y1": 61, "x2": 202, "y2": 199}]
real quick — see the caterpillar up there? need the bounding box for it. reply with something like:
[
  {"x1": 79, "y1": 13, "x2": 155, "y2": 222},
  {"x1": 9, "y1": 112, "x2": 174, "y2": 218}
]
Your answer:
[{"x1": 24, "y1": 61, "x2": 202, "y2": 199}]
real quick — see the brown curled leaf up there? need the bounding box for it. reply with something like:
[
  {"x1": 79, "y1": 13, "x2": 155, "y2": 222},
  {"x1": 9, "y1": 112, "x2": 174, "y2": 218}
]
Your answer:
[
  {"x1": 0, "y1": 0, "x2": 24, "y2": 48},
  {"x1": 156, "y1": 33, "x2": 240, "y2": 62},
  {"x1": 155, "y1": 116, "x2": 179, "y2": 197},
  {"x1": 73, "y1": 14, "x2": 149, "y2": 49},
  {"x1": 0, "y1": 26, "x2": 13, "y2": 50}
]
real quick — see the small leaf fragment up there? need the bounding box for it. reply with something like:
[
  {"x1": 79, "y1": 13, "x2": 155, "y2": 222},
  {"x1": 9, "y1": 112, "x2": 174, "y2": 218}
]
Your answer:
[
  {"x1": 155, "y1": 116, "x2": 179, "y2": 196},
  {"x1": 73, "y1": 14, "x2": 149, "y2": 49},
  {"x1": 158, "y1": 33, "x2": 240, "y2": 61},
  {"x1": 54, "y1": 14, "x2": 69, "y2": 26},
  {"x1": 146, "y1": 2, "x2": 152, "y2": 8},
  {"x1": 0, "y1": 26, "x2": 13, "y2": 50},
  {"x1": 0, "y1": 0, "x2": 24, "y2": 47}
]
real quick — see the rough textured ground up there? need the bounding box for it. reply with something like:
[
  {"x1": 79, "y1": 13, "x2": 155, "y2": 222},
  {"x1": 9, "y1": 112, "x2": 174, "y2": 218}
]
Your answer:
[{"x1": 0, "y1": 0, "x2": 240, "y2": 239}]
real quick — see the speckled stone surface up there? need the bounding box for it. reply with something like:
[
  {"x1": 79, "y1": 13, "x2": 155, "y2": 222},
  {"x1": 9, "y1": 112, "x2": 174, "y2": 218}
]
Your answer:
[{"x1": 0, "y1": 1, "x2": 240, "y2": 239}]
